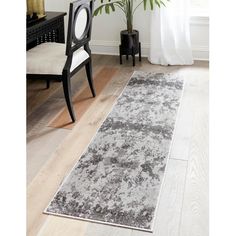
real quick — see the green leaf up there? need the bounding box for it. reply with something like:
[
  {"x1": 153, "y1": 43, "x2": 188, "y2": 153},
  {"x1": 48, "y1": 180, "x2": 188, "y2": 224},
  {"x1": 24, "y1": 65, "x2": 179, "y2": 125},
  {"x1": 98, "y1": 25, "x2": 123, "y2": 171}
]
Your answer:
[
  {"x1": 115, "y1": 1, "x2": 124, "y2": 7},
  {"x1": 150, "y1": 0, "x2": 154, "y2": 10},
  {"x1": 93, "y1": 6, "x2": 103, "y2": 16},
  {"x1": 94, "y1": 2, "x2": 121, "y2": 17},
  {"x1": 143, "y1": 0, "x2": 147, "y2": 10},
  {"x1": 110, "y1": 3, "x2": 116, "y2": 12},
  {"x1": 155, "y1": 0, "x2": 161, "y2": 7},
  {"x1": 105, "y1": 4, "x2": 110, "y2": 14},
  {"x1": 160, "y1": 1, "x2": 166, "y2": 7}
]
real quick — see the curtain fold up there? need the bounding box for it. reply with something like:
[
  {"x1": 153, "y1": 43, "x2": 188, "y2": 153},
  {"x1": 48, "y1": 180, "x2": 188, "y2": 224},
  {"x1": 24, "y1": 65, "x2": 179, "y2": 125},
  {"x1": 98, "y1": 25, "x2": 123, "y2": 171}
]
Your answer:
[{"x1": 148, "y1": 0, "x2": 193, "y2": 65}]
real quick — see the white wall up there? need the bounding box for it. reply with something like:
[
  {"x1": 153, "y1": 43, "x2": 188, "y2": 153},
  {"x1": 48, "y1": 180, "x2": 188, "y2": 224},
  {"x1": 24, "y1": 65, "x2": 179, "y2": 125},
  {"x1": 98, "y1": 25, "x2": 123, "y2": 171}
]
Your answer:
[
  {"x1": 45, "y1": 0, "x2": 70, "y2": 33},
  {"x1": 189, "y1": 16, "x2": 209, "y2": 60},
  {"x1": 45, "y1": 0, "x2": 209, "y2": 60}
]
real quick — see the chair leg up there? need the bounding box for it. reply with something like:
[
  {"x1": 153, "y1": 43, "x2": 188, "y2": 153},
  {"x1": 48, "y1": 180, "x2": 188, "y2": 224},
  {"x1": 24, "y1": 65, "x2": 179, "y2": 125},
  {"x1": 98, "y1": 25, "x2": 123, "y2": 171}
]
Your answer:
[
  {"x1": 62, "y1": 76, "x2": 76, "y2": 123},
  {"x1": 85, "y1": 59, "x2": 96, "y2": 97}
]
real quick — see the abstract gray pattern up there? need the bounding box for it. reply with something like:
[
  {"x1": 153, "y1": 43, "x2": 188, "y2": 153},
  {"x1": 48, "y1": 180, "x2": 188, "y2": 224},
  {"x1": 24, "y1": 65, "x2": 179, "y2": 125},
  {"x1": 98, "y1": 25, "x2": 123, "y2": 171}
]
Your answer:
[{"x1": 45, "y1": 72, "x2": 184, "y2": 231}]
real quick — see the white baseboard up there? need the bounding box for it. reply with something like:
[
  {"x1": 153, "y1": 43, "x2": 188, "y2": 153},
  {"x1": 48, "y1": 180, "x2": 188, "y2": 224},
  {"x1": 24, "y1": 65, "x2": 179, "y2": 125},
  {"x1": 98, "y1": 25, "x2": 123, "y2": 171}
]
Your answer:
[{"x1": 90, "y1": 40, "x2": 209, "y2": 61}]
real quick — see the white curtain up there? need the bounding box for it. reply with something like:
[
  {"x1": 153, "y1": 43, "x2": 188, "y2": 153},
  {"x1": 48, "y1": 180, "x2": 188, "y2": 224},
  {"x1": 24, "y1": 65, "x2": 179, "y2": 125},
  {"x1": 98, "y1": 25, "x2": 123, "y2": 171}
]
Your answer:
[{"x1": 148, "y1": 0, "x2": 193, "y2": 65}]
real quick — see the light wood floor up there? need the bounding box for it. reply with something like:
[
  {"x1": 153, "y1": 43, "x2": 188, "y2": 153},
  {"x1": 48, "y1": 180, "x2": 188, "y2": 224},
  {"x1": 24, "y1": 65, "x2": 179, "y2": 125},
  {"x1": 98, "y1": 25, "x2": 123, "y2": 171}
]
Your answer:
[{"x1": 27, "y1": 55, "x2": 209, "y2": 236}]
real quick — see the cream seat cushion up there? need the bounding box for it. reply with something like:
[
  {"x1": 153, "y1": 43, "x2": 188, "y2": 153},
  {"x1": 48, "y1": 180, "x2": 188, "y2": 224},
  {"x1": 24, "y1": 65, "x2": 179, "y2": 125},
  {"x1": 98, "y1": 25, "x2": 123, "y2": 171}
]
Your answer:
[{"x1": 27, "y1": 42, "x2": 89, "y2": 75}]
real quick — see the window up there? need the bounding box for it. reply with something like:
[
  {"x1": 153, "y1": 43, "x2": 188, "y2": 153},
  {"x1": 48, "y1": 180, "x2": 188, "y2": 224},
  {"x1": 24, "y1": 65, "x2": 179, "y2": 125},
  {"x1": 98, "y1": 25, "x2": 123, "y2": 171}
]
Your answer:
[{"x1": 190, "y1": 0, "x2": 209, "y2": 16}]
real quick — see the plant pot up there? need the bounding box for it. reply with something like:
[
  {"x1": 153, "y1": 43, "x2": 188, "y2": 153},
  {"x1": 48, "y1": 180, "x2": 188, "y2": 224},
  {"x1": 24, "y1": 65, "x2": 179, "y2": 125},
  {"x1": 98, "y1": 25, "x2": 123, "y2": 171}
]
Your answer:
[
  {"x1": 119, "y1": 30, "x2": 141, "y2": 66},
  {"x1": 121, "y1": 30, "x2": 139, "y2": 54}
]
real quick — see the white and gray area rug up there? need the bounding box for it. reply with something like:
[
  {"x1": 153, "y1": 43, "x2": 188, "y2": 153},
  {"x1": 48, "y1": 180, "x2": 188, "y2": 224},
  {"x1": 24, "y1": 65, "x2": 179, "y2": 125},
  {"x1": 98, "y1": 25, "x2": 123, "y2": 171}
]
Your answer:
[{"x1": 45, "y1": 71, "x2": 184, "y2": 232}]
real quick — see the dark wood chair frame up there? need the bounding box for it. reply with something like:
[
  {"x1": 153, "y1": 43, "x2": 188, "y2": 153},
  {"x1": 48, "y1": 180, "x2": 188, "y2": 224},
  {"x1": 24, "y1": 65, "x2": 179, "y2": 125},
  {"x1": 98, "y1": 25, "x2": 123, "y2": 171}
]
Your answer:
[{"x1": 27, "y1": 0, "x2": 96, "y2": 123}]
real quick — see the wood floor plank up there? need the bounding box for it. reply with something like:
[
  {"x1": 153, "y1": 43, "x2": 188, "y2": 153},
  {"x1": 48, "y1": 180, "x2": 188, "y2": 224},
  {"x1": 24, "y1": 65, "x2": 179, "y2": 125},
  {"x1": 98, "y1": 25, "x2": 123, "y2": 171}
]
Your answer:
[
  {"x1": 170, "y1": 83, "x2": 198, "y2": 160},
  {"x1": 37, "y1": 216, "x2": 88, "y2": 236},
  {"x1": 170, "y1": 68, "x2": 208, "y2": 161},
  {"x1": 169, "y1": 83, "x2": 195, "y2": 160},
  {"x1": 27, "y1": 79, "x2": 61, "y2": 117},
  {"x1": 27, "y1": 127, "x2": 70, "y2": 184},
  {"x1": 131, "y1": 159, "x2": 188, "y2": 236},
  {"x1": 27, "y1": 98, "x2": 66, "y2": 139},
  {"x1": 179, "y1": 71, "x2": 209, "y2": 236},
  {"x1": 49, "y1": 67, "x2": 118, "y2": 129}
]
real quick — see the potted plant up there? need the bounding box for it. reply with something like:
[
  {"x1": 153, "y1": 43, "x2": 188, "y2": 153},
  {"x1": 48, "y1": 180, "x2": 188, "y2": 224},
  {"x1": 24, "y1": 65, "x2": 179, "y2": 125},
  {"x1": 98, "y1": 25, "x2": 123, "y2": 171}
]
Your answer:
[{"x1": 94, "y1": 0, "x2": 168, "y2": 65}]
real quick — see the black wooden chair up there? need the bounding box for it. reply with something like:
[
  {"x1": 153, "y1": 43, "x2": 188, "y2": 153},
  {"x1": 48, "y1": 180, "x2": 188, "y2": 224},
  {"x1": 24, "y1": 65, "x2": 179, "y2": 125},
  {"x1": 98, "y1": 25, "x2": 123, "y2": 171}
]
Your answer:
[{"x1": 27, "y1": 0, "x2": 96, "y2": 122}]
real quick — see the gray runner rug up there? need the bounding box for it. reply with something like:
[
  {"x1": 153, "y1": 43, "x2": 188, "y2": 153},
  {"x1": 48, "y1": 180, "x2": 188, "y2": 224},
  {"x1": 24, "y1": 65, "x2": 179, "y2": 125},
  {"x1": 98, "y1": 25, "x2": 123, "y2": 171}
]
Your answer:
[{"x1": 45, "y1": 71, "x2": 184, "y2": 232}]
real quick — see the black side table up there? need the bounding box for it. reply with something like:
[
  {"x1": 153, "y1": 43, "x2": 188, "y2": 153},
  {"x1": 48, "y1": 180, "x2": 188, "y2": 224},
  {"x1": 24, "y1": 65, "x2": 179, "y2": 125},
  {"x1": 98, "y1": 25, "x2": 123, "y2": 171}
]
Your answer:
[
  {"x1": 119, "y1": 30, "x2": 141, "y2": 66},
  {"x1": 27, "y1": 12, "x2": 66, "y2": 50}
]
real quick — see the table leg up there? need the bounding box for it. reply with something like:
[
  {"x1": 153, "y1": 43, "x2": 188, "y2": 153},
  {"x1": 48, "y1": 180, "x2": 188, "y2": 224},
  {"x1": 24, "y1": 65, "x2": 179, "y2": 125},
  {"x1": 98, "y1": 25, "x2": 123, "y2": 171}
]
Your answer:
[
  {"x1": 139, "y1": 42, "x2": 141, "y2": 62},
  {"x1": 132, "y1": 47, "x2": 135, "y2": 67},
  {"x1": 119, "y1": 45, "x2": 122, "y2": 64}
]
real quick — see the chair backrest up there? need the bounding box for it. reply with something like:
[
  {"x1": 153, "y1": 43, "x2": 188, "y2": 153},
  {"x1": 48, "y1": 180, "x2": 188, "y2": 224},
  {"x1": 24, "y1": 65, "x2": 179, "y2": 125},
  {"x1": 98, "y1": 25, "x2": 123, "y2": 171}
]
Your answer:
[{"x1": 66, "y1": 0, "x2": 93, "y2": 56}]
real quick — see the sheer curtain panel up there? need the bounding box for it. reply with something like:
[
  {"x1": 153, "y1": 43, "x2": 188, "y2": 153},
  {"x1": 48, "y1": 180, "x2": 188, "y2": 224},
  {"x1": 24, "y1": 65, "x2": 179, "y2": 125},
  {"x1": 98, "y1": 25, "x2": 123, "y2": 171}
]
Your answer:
[{"x1": 149, "y1": 0, "x2": 193, "y2": 65}]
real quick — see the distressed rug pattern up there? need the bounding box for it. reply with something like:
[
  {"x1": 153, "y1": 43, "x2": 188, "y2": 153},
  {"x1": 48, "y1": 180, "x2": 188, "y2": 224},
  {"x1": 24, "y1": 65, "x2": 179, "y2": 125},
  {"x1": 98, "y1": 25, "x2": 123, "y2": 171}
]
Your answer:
[{"x1": 45, "y1": 71, "x2": 184, "y2": 232}]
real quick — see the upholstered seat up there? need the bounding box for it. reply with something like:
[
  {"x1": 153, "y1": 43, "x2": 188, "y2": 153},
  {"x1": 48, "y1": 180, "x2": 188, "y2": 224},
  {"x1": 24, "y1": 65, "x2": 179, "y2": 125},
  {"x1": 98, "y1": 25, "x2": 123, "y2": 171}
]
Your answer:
[
  {"x1": 27, "y1": 43, "x2": 89, "y2": 75},
  {"x1": 26, "y1": 0, "x2": 96, "y2": 123}
]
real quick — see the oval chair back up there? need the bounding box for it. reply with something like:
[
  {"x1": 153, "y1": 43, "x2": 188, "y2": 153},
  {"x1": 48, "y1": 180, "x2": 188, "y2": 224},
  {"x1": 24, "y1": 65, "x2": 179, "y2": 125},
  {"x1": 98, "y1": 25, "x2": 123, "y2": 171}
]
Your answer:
[{"x1": 64, "y1": 0, "x2": 94, "y2": 75}]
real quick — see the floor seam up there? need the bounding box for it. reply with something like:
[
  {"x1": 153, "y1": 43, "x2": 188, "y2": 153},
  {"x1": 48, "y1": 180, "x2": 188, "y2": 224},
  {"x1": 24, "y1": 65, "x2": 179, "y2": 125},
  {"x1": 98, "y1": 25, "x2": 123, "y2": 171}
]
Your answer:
[
  {"x1": 169, "y1": 157, "x2": 188, "y2": 162},
  {"x1": 177, "y1": 158, "x2": 189, "y2": 236}
]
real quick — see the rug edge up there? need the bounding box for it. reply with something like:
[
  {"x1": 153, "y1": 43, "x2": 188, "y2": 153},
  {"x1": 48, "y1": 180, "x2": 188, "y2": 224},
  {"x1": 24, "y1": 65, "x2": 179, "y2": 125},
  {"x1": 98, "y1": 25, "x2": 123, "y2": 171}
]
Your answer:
[{"x1": 43, "y1": 210, "x2": 154, "y2": 233}]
